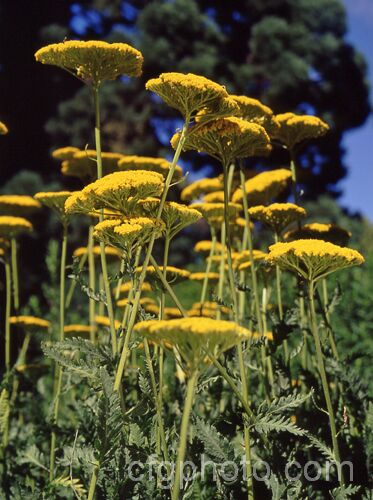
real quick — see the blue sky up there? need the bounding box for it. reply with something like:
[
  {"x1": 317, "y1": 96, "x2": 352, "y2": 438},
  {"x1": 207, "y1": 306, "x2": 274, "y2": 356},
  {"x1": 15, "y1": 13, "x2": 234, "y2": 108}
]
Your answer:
[{"x1": 341, "y1": 0, "x2": 373, "y2": 220}]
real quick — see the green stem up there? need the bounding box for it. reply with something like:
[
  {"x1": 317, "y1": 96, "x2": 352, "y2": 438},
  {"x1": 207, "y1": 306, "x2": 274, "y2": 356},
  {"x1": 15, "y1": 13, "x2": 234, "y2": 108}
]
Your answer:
[
  {"x1": 115, "y1": 256, "x2": 126, "y2": 301},
  {"x1": 87, "y1": 462, "x2": 100, "y2": 500},
  {"x1": 321, "y1": 279, "x2": 339, "y2": 360},
  {"x1": 88, "y1": 225, "x2": 96, "y2": 344},
  {"x1": 114, "y1": 118, "x2": 190, "y2": 391},
  {"x1": 65, "y1": 252, "x2": 88, "y2": 309},
  {"x1": 199, "y1": 228, "x2": 216, "y2": 307},
  {"x1": 172, "y1": 370, "x2": 198, "y2": 500},
  {"x1": 274, "y1": 232, "x2": 289, "y2": 364},
  {"x1": 10, "y1": 238, "x2": 19, "y2": 311},
  {"x1": 216, "y1": 222, "x2": 226, "y2": 320},
  {"x1": 289, "y1": 149, "x2": 299, "y2": 207},
  {"x1": 308, "y1": 280, "x2": 343, "y2": 484},
  {"x1": 5, "y1": 260, "x2": 11, "y2": 373}
]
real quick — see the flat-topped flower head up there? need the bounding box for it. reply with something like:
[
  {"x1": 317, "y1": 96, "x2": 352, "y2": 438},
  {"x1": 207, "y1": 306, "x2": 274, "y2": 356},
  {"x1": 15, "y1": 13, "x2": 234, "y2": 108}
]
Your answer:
[
  {"x1": 0, "y1": 216, "x2": 33, "y2": 239},
  {"x1": 35, "y1": 40, "x2": 143, "y2": 86},
  {"x1": 181, "y1": 177, "x2": 223, "y2": 202},
  {"x1": 73, "y1": 245, "x2": 122, "y2": 261},
  {"x1": 93, "y1": 217, "x2": 164, "y2": 254},
  {"x1": 248, "y1": 203, "x2": 306, "y2": 234},
  {"x1": 163, "y1": 307, "x2": 184, "y2": 319},
  {"x1": 204, "y1": 191, "x2": 225, "y2": 203},
  {"x1": 136, "y1": 265, "x2": 190, "y2": 288},
  {"x1": 273, "y1": 112, "x2": 329, "y2": 149},
  {"x1": 64, "y1": 324, "x2": 92, "y2": 339},
  {"x1": 61, "y1": 150, "x2": 123, "y2": 180},
  {"x1": 231, "y1": 95, "x2": 280, "y2": 136},
  {"x1": 194, "y1": 240, "x2": 225, "y2": 255},
  {"x1": 35, "y1": 191, "x2": 77, "y2": 220},
  {"x1": 51, "y1": 146, "x2": 80, "y2": 161},
  {"x1": 117, "y1": 297, "x2": 156, "y2": 309},
  {"x1": 95, "y1": 315, "x2": 121, "y2": 330},
  {"x1": 267, "y1": 239, "x2": 364, "y2": 282},
  {"x1": 172, "y1": 117, "x2": 271, "y2": 166},
  {"x1": 117, "y1": 281, "x2": 152, "y2": 296},
  {"x1": 191, "y1": 202, "x2": 241, "y2": 225},
  {"x1": 284, "y1": 223, "x2": 351, "y2": 247},
  {"x1": 189, "y1": 301, "x2": 230, "y2": 318},
  {"x1": 0, "y1": 195, "x2": 41, "y2": 216},
  {"x1": 137, "y1": 198, "x2": 202, "y2": 238},
  {"x1": 65, "y1": 170, "x2": 164, "y2": 216},
  {"x1": 134, "y1": 317, "x2": 252, "y2": 374},
  {"x1": 118, "y1": 156, "x2": 183, "y2": 181},
  {"x1": 233, "y1": 249, "x2": 268, "y2": 268},
  {"x1": 10, "y1": 316, "x2": 51, "y2": 333},
  {"x1": 145, "y1": 72, "x2": 228, "y2": 119},
  {"x1": 0, "y1": 121, "x2": 9, "y2": 135},
  {"x1": 232, "y1": 169, "x2": 292, "y2": 206},
  {"x1": 189, "y1": 271, "x2": 220, "y2": 284},
  {"x1": 195, "y1": 96, "x2": 241, "y2": 123}
]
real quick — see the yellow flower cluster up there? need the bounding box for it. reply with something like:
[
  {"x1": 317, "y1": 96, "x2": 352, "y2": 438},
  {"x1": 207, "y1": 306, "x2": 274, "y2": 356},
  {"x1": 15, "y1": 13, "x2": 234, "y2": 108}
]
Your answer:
[
  {"x1": 0, "y1": 121, "x2": 9, "y2": 135},
  {"x1": 233, "y1": 249, "x2": 268, "y2": 268},
  {"x1": 231, "y1": 95, "x2": 280, "y2": 135},
  {"x1": 35, "y1": 40, "x2": 143, "y2": 85},
  {"x1": 232, "y1": 169, "x2": 292, "y2": 206},
  {"x1": 95, "y1": 315, "x2": 121, "y2": 330},
  {"x1": 145, "y1": 72, "x2": 228, "y2": 118},
  {"x1": 267, "y1": 239, "x2": 364, "y2": 281},
  {"x1": 248, "y1": 203, "x2": 306, "y2": 234},
  {"x1": 35, "y1": 191, "x2": 76, "y2": 217},
  {"x1": 64, "y1": 324, "x2": 92, "y2": 338},
  {"x1": 204, "y1": 191, "x2": 225, "y2": 203},
  {"x1": 136, "y1": 265, "x2": 190, "y2": 285},
  {"x1": 284, "y1": 223, "x2": 351, "y2": 247},
  {"x1": 273, "y1": 113, "x2": 329, "y2": 149},
  {"x1": 191, "y1": 202, "x2": 241, "y2": 223},
  {"x1": 172, "y1": 117, "x2": 271, "y2": 166},
  {"x1": 194, "y1": 240, "x2": 225, "y2": 254},
  {"x1": 181, "y1": 177, "x2": 223, "y2": 202},
  {"x1": 0, "y1": 216, "x2": 33, "y2": 238},
  {"x1": 163, "y1": 307, "x2": 184, "y2": 319},
  {"x1": 0, "y1": 195, "x2": 41, "y2": 216},
  {"x1": 189, "y1": 272, "x2": 220, "y2": 283},
  {"x1": 61, "y1": 150, "x2": 123, "y2": 179},
  {"x1": 117, "y1": 281, "x2": 152, "y2": 296},
  {"x1": 10, "y1": 316, "x2": 51, "y2": 332},
  {"x1": 117, "y1": 297, "x2": 156, "y2": 309},
  {"x1": 133, "y1": 317, "x2": 252, "y2": 373},
  {"x1": 65, "y1": 170, "x2": 164, "y2": 215},
  {"x1": 189, "y1": 301, "x2": 230, "y2": 318},
  {"x1": 52, "y1": 146, "x2": 80, "y2": 161},
  {"x1": 118, "y1": 156, "x2": 183, "y2": 180},
  {"x1": 73, "y1": 245, "x2": 122, "y2": 260}
]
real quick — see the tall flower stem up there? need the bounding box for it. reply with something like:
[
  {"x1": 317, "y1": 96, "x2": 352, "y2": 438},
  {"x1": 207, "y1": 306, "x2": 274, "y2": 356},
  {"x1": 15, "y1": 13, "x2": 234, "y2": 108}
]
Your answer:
[
  {"x1": 274, "y1": 232, "x2": 289, "y2": 364},
  {"x1": 4, "y1": 259, "x2": 12, "y2": 373},
  {"x1": 93, "y1": 84, "x2": 117, "y2": 356},
  {"x1": 49, "y1": 222, "x2": 68, "y2": 482},
  {"x1": 321, "y1": 278, "x2": 339, "y2": 360},
  {"x1": 216, "y1": 222, "x2": 226, "y2": 320},
  {"x1": 88, "y1": 225, "x2": 96, "y2": 344},
  {"x1": 199, "y1": 228, "x2": 217, "y2": 307},
  {"x1": 308, "y1": 280, "x2": 343, "y2": 485},
  {"x1": 172, "y1": 370, "x2": 198, "y2": 500},
  {"x1": 65, "y1": 252, "x2": 88, "y2": 308},
  {"x1": 115, "y1": 255, "x2": 126, "y2": 301},
  {"x1": 10, "y1": 238, "x2": 19, "y2": 311},
  {"x1": 114, "y1": 119, "x2": 190, "y2": 391}
]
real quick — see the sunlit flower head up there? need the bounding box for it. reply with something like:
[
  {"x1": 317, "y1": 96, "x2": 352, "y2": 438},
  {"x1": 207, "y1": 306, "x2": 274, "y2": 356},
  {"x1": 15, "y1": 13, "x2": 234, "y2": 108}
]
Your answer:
[
  {"x1": 135, "y1": 265, "x2": 190, "y2": 288},
  {"x1": 190, "y1": 202, "x2": 241, "y2": 225},
  {"x1": 0, "y1": 121, "x2": 9, "y2": 135},
  {"x1": 61, "y1": 150, "x2": 123, "y2": 180},
  {"x1": 203, "y1": 191, "x2": 225, "y2": 203},
  {"x1": 233, "y1": 249, "x2": 268, "y2": 268},
  {"x1": 284, "y1": 223, "x2": 351, "y2": 247},
  {"x1": 0, "y1": 195, "x2": 41, "y2": 216},
  {"x1": 189, "y1": 272, "x2": 220, "y2": 284},
  {"x1": 64, "y1": 324, "x2": 92, "y2": 339},
  {"x1": 232, "y1": 169, "x2": 292, "y2": 206},
  {"x1": 145, "y1": 72, "x2": 228, "y2": 119},
  {"x1": 193, "y1": 240, "x2": 225, "y2": 255},
  {"x1": 189, "y1": 301, "x2": 230, "y2": 318},
  {"x1": 181, "y1": 177, "x2": 223, "y2": 202},
  {"x1": 10, "y1": 316, "x2": 51, "y2": 333},
  {"x1": 117, "y1": 297, "x2": 156, "y2": 309},
  {"x1": 51, "y1": 146, "x2": 80, "y2": 161},
  {"x1": 267, "y1": 239, "x2": 364, "y2": 282},
  {"x1": 0, "y1": 216, "x2": 33, "y2": 239},
  {"x1": 118, "y1": 156, "x2": 183, "y2": 181},
  {"x1": 95, "y1": 315, "x2": 121, "y2": 330},
  {"x1": 134, "y1": 317, "x2": 252, "y2": 374},
  {"x1": 231, "y1": 95, "x2": 280, "y2": 136},
  {"x1": 35, "y1": 191, "x2": 77, "y2": 220},
  {"x1": 172, "y1": 117, "x2": 271, "y2": 166},
  {"x1": 273, "y1": 113, "x2": 329, "y2": 149},
  {"x1": 117, "y1": 281, "x2": 152, "y2": 296},
  {"x1": 73, "y1": 245, "x2": 122, "y2": 261},
  {"x1": 163, "y1": 307, "x2": 184, "y2": 319},
  {"x1": 35, "y1": 40, "x2": 143, "y2": 86},
  {"x1": 248, "y1": 203, "x2": 306, "y2": 234},
  {"x1": 65, "y1": 170, "x2": 164, "y2": 216}
]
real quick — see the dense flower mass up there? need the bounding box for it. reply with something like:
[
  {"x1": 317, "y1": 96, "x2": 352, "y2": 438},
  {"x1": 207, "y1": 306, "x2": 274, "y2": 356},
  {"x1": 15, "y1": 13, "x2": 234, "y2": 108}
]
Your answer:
[
  {"x1": 0, "y1": 121, "x2": 9, "y2": 135},
  {"x1": 181, "y1": 177, "x2": 223, "y2": 202},
  {"x1": 64, "y1": 325, "x2": 92, "y2": 338},
  {"x1": 134, "y1": 317, "x2": 252, "y2": 373},
  {"x1": 95, "y1": 315, "x2": 121, "y2": 330},
  {"x1": 232, "y1": 169, "x2": 292, "y2": 206},
  {"x1": 0, "y1": 216, "x2": 33, "y2": 238},
  {"x1": 248, "y1": 203, "x2": 306, "y2": 234},
  {"x1": 35, "y1": 191, "x2": 76, "y2": 218},
  {"x1": 194, "y1": 240, "x2": 224, "y2": 254},
  {"x1": 73, "y1": 245, "x2": 122, "y2": 260},
  {"x1": 61, "y1": 150, "x2": 123, "y2": 179},
  {"x1": 9, "y1": 316, "x2": 51, "y2": 332},
  {"x1": 191, "y1": 202, "x2": 241, "y2": 222},
  {"x1": 284, "y1": 223, "x2": 351, "y2": 246},
  {"x1": 172, "y1": 117, "x2": 271, "y2": 165},
  {"x1": 35, "y1": 40, "x2": 143, "y2": 85},
  {"x1": 136, "y1": 265, "x2": 190, "y2": 286},
  {"x1": 0, "y1": 195, "x2": 41, "y2": 216},
  {"x1": 267, "y1": 239, "x2": 364, "y2": 281},
  {"x1": 273, "y1": 112, "x2": 329, "y2": 149},
  {"x1": 118, "y1": 156, "x2": 183, "y2": 180},
  {"x1": 117, "y1": 281, "x2": 152, "y2": 296},
  {"x1": 231, "y1": 95, "x2": 280, "y2": 135},
  {"x1": 189, "y1": 272, "x2": 220, "y2": 283},
  {"x1": 51, "y1": 146, "x2": 80, "y2": 161},
  {"x1": 145, "y1": 72, "x2": 228, "y2": 118}
]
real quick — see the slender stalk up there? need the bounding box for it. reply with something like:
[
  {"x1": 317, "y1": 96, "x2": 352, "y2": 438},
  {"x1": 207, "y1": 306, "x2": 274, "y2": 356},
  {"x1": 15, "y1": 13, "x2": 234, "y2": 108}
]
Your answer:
[
  {"x1": 308, "y1": 280, "x2": 343, "y2": 484},
  {"x1": 88, "y1": 225, "x2": 96, "y2": 344},
  {"x1": 115, "y1": 255, "x2": 126, "y2": 301},
  {"x1": 65, "y1": 252, "x2": 88, "y2": 308},
  {"x1": 87, "y1": 463, "x2": 100, "y2": 500},
  {"x1": 321, "y1": 278, "x2": 339, "y2": 360},
  {"x1": 289, "y1": 149, "x2": 299, "y2": 206},
  {"x1": 216, "y1": 222, "x2": 226, "y2": 320},
  {"x1": 93, "y1": 85, "x2": 118, "y2": 355},
  {"x1": 274, "y1": 232, "x2": 289, "y2": 364},
  {"x1": 172, "y1": 370, "x2": 198, "y2": 500},
  {"x1": 199, "y1": 228, "x2": 216, "y2": 308},
  {"x1": 10, "y1": 238, "x2": 19, "y2": 311},
  {"x1": 114, "y1": 119, "x2": 190, "y2": 391},
  {"x1": 4, "y1": 260, "x2": 11, "y2": 373}
]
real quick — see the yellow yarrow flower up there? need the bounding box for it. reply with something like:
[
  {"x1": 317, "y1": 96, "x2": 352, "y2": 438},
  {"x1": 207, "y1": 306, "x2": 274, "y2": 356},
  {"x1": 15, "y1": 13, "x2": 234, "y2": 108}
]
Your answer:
[
  {"x1": 35, "y1": 40, "x2": 143, "y2": 85},
  {"x1": 0, "y1": 121, "x2": 8, "y2": 135},
  {"x1": 118, "y1": 156, "x2": 183, "y2": 181},
  {"x1": 117, "y1": 281, "x2": 152, "y2": 296},
  {"x1": 172, "y1": 117, "x2": 271, "y2": 166},
  {"x1": 73, "y1": 245, "x2": 122, "y2": 260},
  {"x1": 284, "y1": 223, "x2": 351, "y2": 247},
  {"x1": 65, "y1": 170, "x2": 164, "y2": 216},
  {"x1": 51, "y1": 146, "x2": 80, "y2": 161},
  {"x1": 273, "y1": 112, "x2": 329, "y2": 149},
  {"x1": 136, "y1": 265, "x2": 190, "y2": 286},
  {"x1": 181, "y1": 177, "x2": 223, "y2": 202},
  {"x1": 163, "y1": 307, "x2": 184, "y2": 319},
  {"x1": 134, "y1": 317, "x2": 252, "y2": 373},
  {"x1": 35, "y1": 191, "x2": 77, "y2": 221},
  {"x1": 95, "y1": 315, "x2": 121, "y2": 330},
  {"x1": 117, "y1": 297, "x2": 156, "y2": 309},
  {"x1": 61, "y1": 150, "x2": 123, "y2": 179},
  {"x1": 145, "y1": 72, "x2": 228, "y2": 118},
  {"x1": 232, "y1": 169, "x2": 292, "y2": 206},
  {"x1": 0, "y1": 216, "x2": 33, "y2": 238},
  {"x1": 248, "y1": 203, "x2": 306, "y2": 234},
  {"x1": 267, "y1": 239, "x2": 364, "y2": 282},
  {"x1": 64, "y1": 324, "x2": 92, "y2": 338},
  {"x1": 0, "y1": 195, "x2": 41, "y2": 216},
  {"x1": 10, "y1": 316, "x2": 51, "y2": 332},
  {"x1": 191, "y1": 202, "x2": 241, "y2": 221},
  {"x1": 190, "y1": 301, "x2": 230, "y2": 316},
  {"x1": 233, "y1": 249, "x2": 268, "y2": 268},
  {"x1": 203, "y1": 191, "x2": 225, "y2": 203},
  {"x1": 231, "y1": 95, "x2": 280, "y2": 136},
  {"x1": 194, "y1": 240, "x2": 224, "y2": 255},
  {"x1": 189, "y1": 272, "x2": 220, "y2": 283}
]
